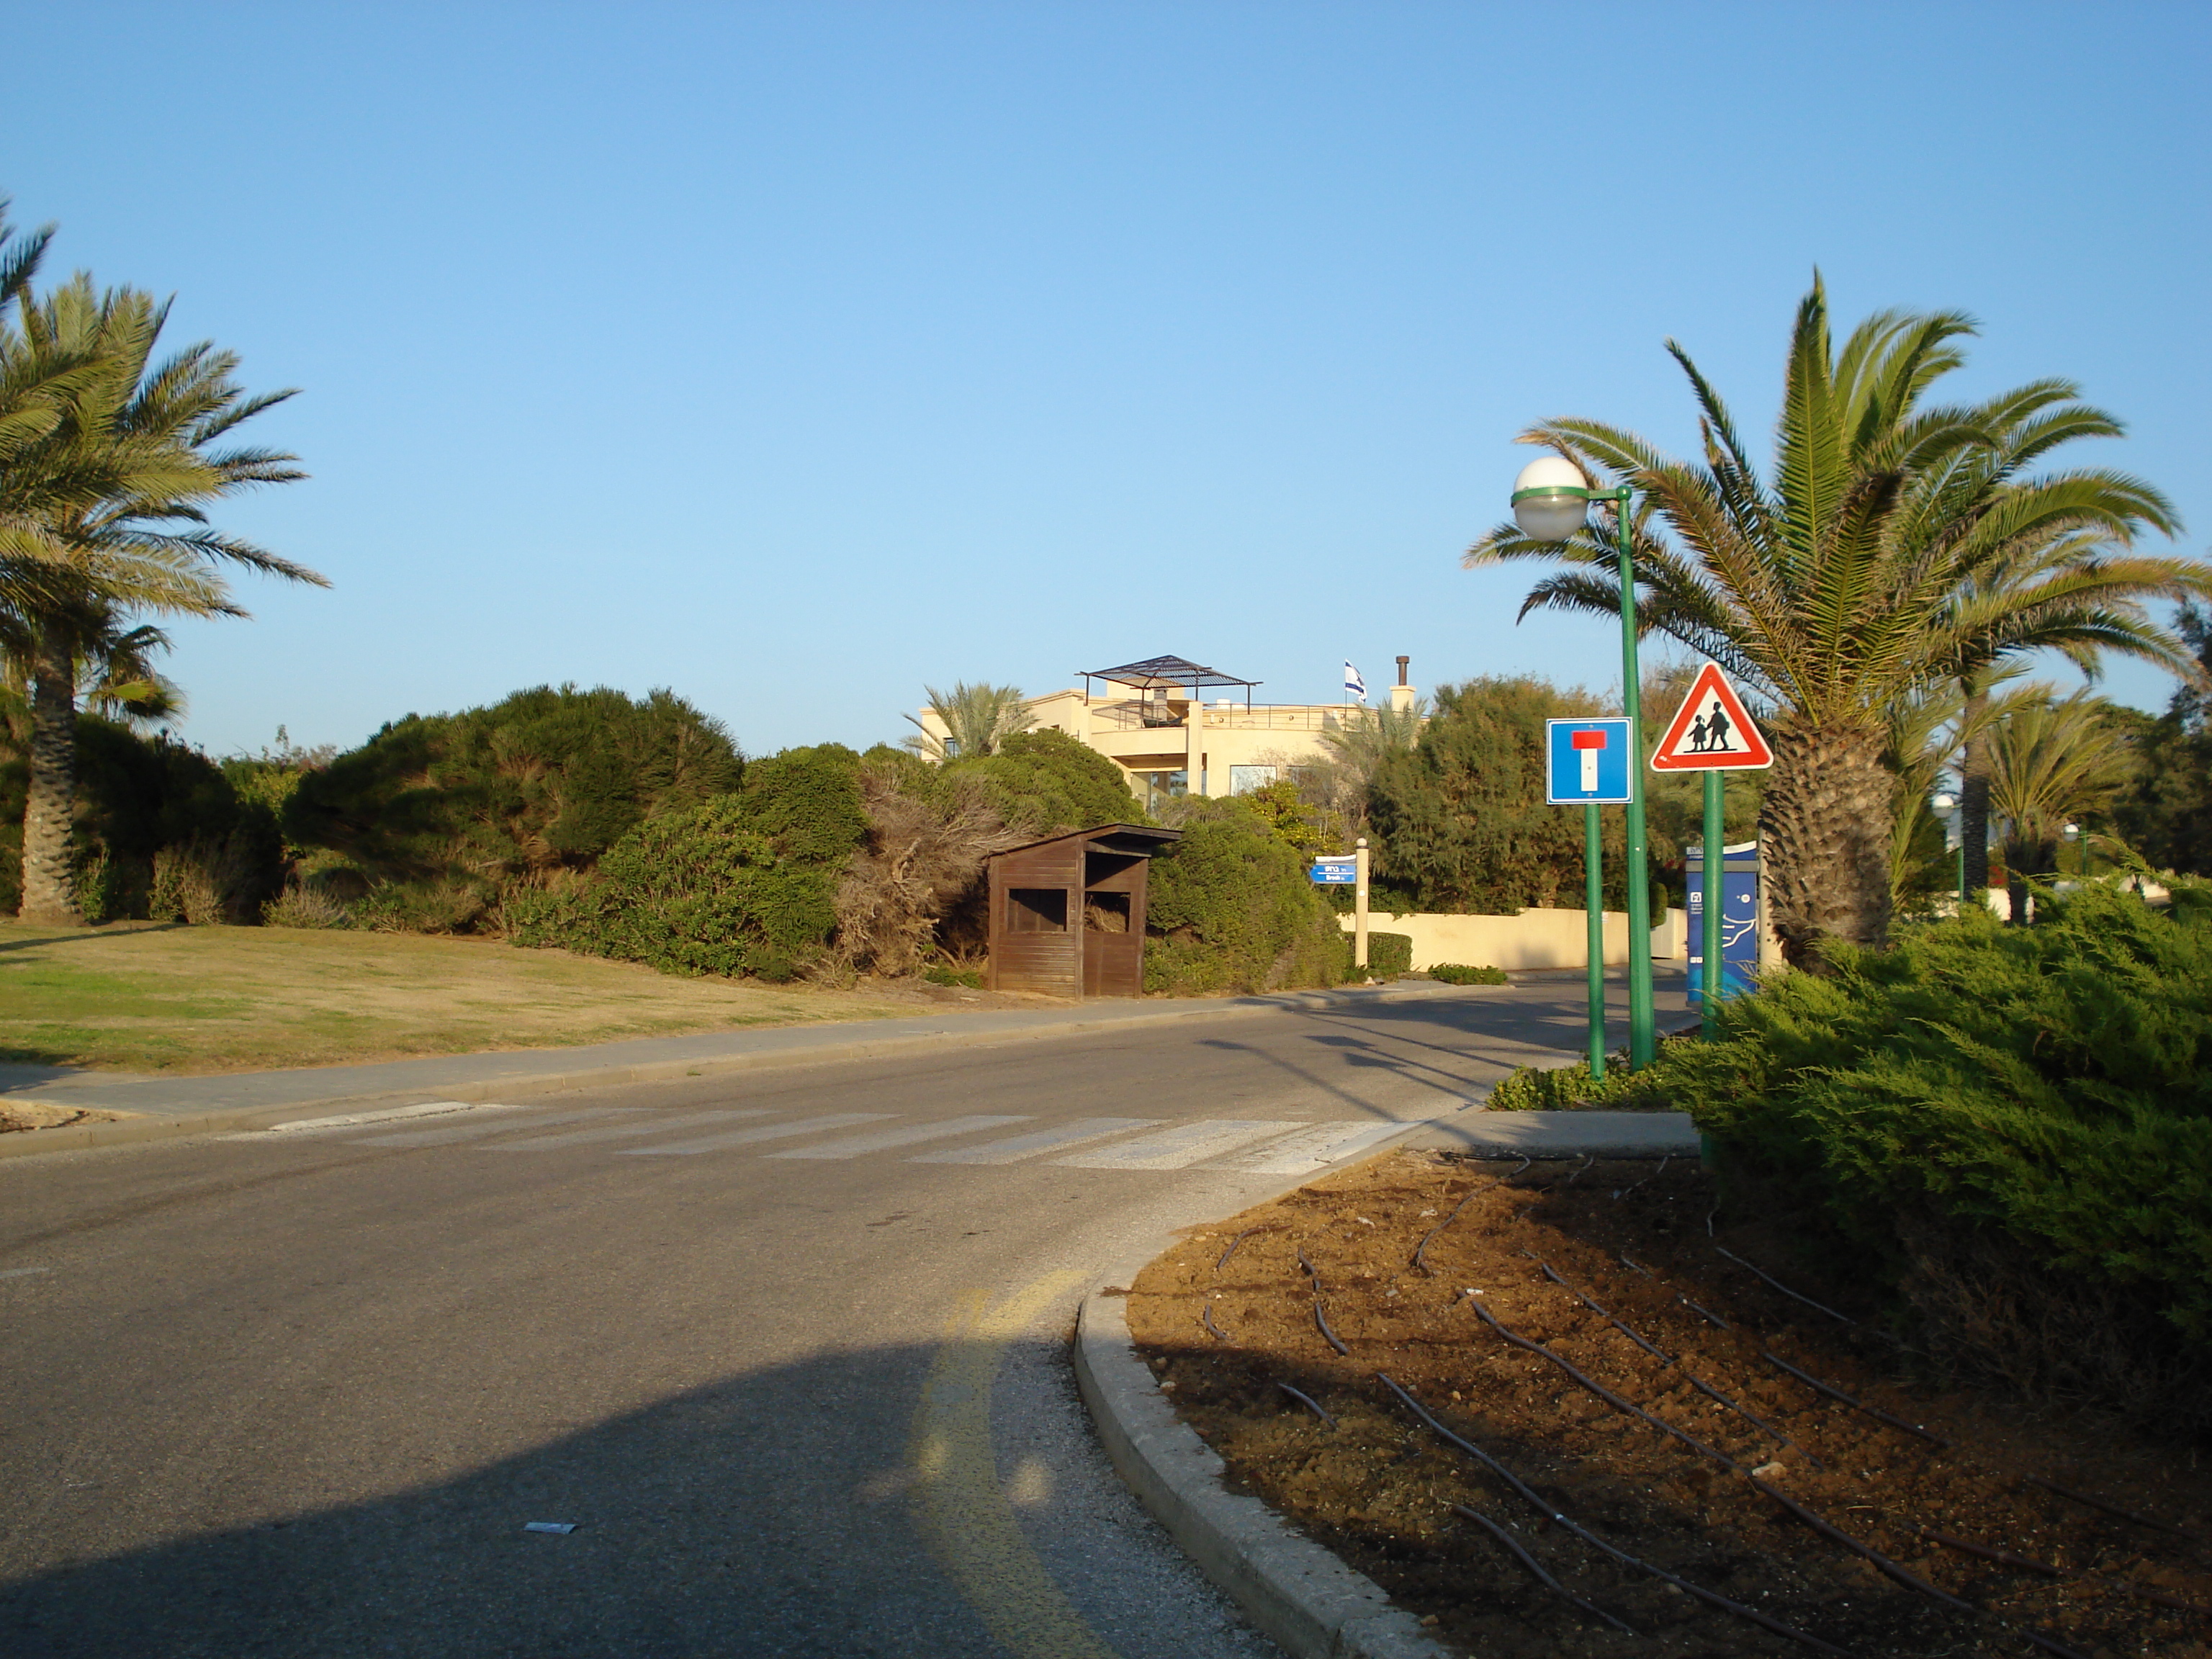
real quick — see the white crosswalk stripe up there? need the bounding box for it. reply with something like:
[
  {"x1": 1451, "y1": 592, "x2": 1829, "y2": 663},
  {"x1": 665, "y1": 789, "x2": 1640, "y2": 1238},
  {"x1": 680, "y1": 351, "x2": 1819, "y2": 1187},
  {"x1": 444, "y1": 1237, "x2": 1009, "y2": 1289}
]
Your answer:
[
  {"x1": 356, "y1": 1107, "x2": 626, "y2": 1147},
  {"x1": 618, "y1": 1112, "x2": 897, "y2": 1156},
  {"x1": 1208, "y1": 1118, "x2": 1421, "y2": 1174},
  {"x1": 766, "y1": 1115, "x2": 1031, "y2": 1160},
  {"x1": 481, "y1": 1109, "x2": 769, "y2": 1152},
  {"x1": 1051, "y1": 1119, "x2": 1308, "y2": 1170},
  {"x1": 910, "y1": 1117, "x2": 1163, "y2": 1165}
]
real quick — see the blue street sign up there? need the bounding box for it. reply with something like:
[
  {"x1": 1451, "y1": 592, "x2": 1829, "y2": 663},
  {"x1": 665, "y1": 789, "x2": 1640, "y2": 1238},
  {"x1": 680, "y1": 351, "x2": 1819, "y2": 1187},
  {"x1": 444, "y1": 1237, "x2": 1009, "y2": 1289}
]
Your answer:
[
  {"x1": 1309, "y1": 858, "x2": 1357, "y2": 886},
  {"x1": 1545, "y1": 717, "x2": 1633, "y2": 805}
]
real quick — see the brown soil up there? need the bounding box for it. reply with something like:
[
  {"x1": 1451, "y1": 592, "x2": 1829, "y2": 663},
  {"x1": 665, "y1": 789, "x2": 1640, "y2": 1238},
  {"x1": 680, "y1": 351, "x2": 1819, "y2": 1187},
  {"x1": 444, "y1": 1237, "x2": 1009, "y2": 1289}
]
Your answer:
[
  {"x1": 1125, "y1": 1151, "x2": 2212, "y2": 1659},
  {"x1": 0, "y1": 1102, "x2": 133, "y2": 1134}
]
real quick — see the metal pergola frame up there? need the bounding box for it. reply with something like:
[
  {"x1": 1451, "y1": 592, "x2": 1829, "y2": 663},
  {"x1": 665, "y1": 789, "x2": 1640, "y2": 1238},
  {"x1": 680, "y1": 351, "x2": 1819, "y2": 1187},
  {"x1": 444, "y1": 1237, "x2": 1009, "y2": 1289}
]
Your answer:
[{"x1": 1079, "y1": 655, "x2": 1258, "y2": 711}]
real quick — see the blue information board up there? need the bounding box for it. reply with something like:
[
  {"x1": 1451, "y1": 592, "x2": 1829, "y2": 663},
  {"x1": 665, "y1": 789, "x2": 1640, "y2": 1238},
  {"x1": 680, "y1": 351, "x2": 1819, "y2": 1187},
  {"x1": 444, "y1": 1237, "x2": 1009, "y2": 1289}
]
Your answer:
[
  {"x1": 1309, "y1": 858, "x2": 1357, "y2": 886},
  {"x1": 1545, "y1": 717, "x2": 1634, "y2": 805},
  {"x1": 1687, "y1": 866, "x2": 1759, "y2": 1002}
]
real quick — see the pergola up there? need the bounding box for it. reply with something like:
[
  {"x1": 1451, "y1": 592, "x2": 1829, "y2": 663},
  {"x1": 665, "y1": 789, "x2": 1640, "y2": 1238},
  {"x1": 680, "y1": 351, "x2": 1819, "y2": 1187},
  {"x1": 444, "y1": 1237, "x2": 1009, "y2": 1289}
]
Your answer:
[{"x1": 1079, "y1": 655, "x2": 1259, "y2": 710}]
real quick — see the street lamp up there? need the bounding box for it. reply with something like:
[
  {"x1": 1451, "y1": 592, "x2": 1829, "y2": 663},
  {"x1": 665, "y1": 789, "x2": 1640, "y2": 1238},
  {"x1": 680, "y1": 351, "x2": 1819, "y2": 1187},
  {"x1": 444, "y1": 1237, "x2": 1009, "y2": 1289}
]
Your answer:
[
  {"x1": 1931, "y1": 792, "x2": 1965, "y2": 910},
  {"x1": 2063, "y1": 822, "x2": 2083, "y2": 879},
  {"x1": 1512, "y1": 456, "x2": 1657, "y2": 1069}
]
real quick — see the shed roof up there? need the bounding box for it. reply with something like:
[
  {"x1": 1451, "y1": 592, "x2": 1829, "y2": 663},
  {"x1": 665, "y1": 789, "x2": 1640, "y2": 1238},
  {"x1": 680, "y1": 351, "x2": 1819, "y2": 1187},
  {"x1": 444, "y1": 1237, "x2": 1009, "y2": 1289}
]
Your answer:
[{"x1": 993, "y1": 822, "x2": 1184, "y2": 860}]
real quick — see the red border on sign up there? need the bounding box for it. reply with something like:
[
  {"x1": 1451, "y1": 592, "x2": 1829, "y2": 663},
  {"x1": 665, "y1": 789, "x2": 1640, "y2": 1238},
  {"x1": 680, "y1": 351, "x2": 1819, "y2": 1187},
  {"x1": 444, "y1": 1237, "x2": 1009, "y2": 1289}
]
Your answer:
[{"x1": 1651, "y1": 663, "x2": 1773, "y2": 771}]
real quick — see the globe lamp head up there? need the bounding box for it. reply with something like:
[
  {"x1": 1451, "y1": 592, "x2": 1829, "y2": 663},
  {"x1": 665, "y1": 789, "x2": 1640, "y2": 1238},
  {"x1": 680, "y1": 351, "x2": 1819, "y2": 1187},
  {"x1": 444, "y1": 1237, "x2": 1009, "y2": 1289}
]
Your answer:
[{"x1": 1510, "y1": 454, "x2": 1592, "y2": 540}]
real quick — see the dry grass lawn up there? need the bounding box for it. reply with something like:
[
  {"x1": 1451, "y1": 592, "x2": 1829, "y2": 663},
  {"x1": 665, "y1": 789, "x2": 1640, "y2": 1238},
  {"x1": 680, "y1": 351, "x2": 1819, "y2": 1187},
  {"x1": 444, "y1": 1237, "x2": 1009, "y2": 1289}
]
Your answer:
[{"x1": 0, "y1": 922, "x2": 949, "y2": 1075}]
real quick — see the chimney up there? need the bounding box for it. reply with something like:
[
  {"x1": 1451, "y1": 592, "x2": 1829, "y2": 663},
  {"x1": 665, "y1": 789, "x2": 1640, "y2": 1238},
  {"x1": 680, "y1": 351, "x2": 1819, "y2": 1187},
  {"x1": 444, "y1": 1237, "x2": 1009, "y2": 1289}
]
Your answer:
[{"x1": 1389, "y1": 655, "x2": 1416, "y2": 714}]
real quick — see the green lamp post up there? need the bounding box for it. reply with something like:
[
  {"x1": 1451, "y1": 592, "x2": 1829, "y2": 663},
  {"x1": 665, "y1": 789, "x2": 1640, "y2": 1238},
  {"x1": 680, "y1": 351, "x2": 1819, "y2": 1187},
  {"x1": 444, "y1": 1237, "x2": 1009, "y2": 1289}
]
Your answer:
[{"x1": 1511, "y1": 457, "x2": 1658, "y2": 1069}]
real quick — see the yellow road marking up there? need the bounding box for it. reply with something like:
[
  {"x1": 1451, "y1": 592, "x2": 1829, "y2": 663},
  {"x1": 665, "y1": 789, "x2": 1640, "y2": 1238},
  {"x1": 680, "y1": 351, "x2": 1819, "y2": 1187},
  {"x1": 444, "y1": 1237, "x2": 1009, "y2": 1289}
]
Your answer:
[{"x1": 908, "y1": 1269, "x2": 1120, "y2": 1659}]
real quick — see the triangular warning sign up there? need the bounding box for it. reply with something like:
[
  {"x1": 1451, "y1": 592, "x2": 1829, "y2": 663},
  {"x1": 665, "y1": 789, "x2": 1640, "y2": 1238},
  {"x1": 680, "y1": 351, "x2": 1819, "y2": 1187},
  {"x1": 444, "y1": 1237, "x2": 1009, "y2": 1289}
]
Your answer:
[{"x1": 1651, "y1": 663, "x2": 1773, "y2": 771}]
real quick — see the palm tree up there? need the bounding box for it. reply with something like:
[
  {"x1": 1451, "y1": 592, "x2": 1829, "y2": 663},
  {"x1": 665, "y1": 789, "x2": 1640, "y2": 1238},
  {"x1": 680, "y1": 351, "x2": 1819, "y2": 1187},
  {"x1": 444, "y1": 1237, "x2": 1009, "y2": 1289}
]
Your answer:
[
  {"x1": 903, "y1": 681, "x2": 1035, "y2": 761},
  {"x1": 1984, "y1": 685, "x2": 2134, "y2": 921},
  {"x1": 1465, "y1": 276, "x2": 2201, "y2": 963},
  {"x1": 1, "y1": 274, "x2": 318, "y2": 923}
]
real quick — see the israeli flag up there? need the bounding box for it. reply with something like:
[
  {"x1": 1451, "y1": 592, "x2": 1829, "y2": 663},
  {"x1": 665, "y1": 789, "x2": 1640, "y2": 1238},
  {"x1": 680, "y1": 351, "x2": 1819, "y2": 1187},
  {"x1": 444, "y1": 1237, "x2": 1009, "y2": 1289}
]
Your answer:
[{"x1": 1343, "y1": 660, "x2": 1367, "y2": 701}]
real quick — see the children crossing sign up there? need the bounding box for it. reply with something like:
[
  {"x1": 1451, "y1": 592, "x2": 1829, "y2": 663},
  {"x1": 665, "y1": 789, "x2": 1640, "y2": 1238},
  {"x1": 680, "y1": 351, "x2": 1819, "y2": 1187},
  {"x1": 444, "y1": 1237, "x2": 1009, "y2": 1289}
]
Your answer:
[{"x1": 1650, "y1": 663, "x2": 1773, "y2": 772}]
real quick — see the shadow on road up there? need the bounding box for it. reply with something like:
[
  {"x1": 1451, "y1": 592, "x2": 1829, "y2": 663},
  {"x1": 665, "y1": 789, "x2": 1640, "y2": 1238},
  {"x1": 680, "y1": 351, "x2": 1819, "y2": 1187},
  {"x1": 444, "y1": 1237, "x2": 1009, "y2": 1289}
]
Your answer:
[{"x1": 1, "y1": 1342, "x2": 1097, "y2": 1659}]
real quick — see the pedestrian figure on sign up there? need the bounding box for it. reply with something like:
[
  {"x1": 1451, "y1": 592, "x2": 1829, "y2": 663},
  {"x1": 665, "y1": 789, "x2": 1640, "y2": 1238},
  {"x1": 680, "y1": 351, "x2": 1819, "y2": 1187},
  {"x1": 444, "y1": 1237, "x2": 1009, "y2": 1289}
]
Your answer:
[
  {"x1": 1705, "y1": 701, "x2": 1732, "y2": 751},
  {"x1": 1688, "y1": 713, "x2": 1709, "y2": 752}
]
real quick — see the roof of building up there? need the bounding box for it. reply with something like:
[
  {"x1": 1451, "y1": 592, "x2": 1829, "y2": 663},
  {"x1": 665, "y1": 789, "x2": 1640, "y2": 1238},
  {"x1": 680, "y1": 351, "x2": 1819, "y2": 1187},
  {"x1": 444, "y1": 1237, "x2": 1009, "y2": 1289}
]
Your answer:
[
  {"x1": 991, "y1": 822, "x2": 1185, "y2": 859},
  {"x1": 1079, "y1": 655, "x2": 1259, "y2": 693}
]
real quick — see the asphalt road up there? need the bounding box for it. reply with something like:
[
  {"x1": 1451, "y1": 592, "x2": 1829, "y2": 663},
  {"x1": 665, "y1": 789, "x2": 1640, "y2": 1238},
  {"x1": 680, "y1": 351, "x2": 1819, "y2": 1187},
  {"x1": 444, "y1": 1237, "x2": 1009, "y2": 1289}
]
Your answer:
[{"x1": 0, "y1": 979, "x2": 1677, "y2": 1658}]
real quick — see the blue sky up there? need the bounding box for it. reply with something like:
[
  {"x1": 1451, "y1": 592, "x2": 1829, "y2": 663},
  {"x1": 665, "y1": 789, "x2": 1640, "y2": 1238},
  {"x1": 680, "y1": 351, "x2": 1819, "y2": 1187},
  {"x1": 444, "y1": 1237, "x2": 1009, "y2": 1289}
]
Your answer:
[{"x1": 11, "y1": 2, "x2": 2208, "y2": 760}]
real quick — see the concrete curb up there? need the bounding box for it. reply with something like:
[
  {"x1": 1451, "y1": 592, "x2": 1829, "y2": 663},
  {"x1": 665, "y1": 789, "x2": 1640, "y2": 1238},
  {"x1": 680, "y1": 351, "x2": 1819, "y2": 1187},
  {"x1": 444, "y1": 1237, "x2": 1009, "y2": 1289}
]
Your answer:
[
  {"x1": 0, "y1": 979, "x2": 1506, "y2": 1165},
  {"x1": 1074, "y1": 1288, "x2": 1449, "y2": 1659}
]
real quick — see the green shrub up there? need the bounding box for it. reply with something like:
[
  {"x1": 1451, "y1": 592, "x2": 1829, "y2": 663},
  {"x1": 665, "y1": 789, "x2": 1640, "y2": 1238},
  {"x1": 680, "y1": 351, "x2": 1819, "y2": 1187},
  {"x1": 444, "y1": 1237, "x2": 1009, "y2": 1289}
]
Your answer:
[
  {"x1": 946, "y1": 727, "x2": 1143, "y2": 834},
  {"x1": 1429, "y1": 962, "x2": 1508, "y2": 985},
  {"x1": 1650, "y1": 881, "x2": 2212, "y2": 1425},
  {"x1": 737, "y1": 744, "x2": 867, "y2": 863},
  {"x1": 284, "y1": 685, "x2": 742, "y2": 919},
  {"x1": 1340, "y1": 931, "x2": 1412, "y2": 977},
  {"x1": 509, "y1": 796, "x2": 839, "y2": 979},
  {"x1": 1144, "y1": 801, "x2": 1343, "y2": 994},
  {"x1": 1486, "y1": 1057, "x2": 1659, "y2": 1111},
  {"x1": 922, "y1": 963, "x2": 984, "y2": 989}
]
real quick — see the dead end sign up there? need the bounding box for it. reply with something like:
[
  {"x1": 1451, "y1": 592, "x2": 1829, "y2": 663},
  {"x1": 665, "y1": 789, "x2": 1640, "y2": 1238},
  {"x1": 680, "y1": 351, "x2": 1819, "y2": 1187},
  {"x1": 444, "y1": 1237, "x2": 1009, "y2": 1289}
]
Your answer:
[{"x1": 1651, "y1": 663, "x2": 1773, "y2": 772}]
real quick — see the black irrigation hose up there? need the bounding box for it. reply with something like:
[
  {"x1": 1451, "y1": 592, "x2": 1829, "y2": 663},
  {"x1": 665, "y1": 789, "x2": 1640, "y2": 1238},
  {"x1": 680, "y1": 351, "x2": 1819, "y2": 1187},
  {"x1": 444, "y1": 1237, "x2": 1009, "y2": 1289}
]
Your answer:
[
  {"x1": 1464, "y1": 1294, "x2": 1991, "y2": 1619},
  {"x1": 2021, "y1": 1473, "x2": 2207, "y2": 1546},
  {"x1": 1761, "y1": 1351, "x2": 1951, "y2": 1447},
  {"x1": 1313, "y1": 1298, "x2": 1351, "y2": 1356},
  {"x1": 1920, "y1": 1527, "x2": 2212, "y2": 1617},
  {"x1": 1461, "y1": 1290, "x2": 1744, "y2": 1473},
  {"x1": 1611, "y1": 1154, "x2": 1671, "y2": 1202},
  {"x1": 1522, "y1": 1254, "x2": 1820, "y2": 1467},
  {"x1": 1202, "y1": 1304, "x2": 1231, "y2": 1342},
  {"x1": 1296, "y1": 1246, "x2": 1322, "y2": 1290},
  {"x1": 1618, "y1": 1251, "x2": 1654, "y2": 1274},
  {"x1": 1714, "y1": 1241, "x2": 1858, "y2": 1326},
  {"x1": 1276, "y1": 1380, "x2": 1336, "y2": 1429},
  {"x1": 1563, "y1": 1152, "x2": 1593, "y2": 1184},
  {"x1": 1374, "y1": 1373, "x2": 1851, "y2": 1658},
  {"x1": 1678, "y1": 1292, "x2": 1732, "y2": 1330},
  {"x1": 1215, "y1": 1225, "x2": 1272, "y2": 1272},
  {"x1": 1411, "y1": 1156, "x2": 1529, "y2": 1275},
  {"x1": 1527, "y1": 1254, "x2": 1673, "y2": 1362},
  {"x1": 1452, "y1": 1504, "x2": 1637, "y2": 1636}
]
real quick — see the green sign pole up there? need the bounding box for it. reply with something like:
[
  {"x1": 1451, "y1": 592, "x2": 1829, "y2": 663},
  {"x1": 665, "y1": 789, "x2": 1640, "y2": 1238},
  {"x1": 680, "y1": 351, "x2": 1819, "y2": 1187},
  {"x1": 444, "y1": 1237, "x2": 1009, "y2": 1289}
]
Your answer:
[
  {"x1": 1584, "y1": 802, "x2": 1606, "y2": 1078},
  {"x1": 1701, "y1": 770, "x2": 1724, "y2": 1041},
  {"x1": 1606, "y1": 490, "x2": 1657, "y2": 1069}
]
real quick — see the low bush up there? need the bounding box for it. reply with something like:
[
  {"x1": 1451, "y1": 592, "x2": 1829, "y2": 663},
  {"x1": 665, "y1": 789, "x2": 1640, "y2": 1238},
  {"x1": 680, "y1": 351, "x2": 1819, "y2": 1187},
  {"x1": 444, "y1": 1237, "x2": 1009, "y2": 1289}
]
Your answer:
[
  {"x1": 922, "y1": 963, "x2": 984, "y2": 989},
  {"x1": 508, "y1": 796, "x2": 840, "y2": 980},
  {"x1": 1655, "y1": 881, "x2": 2212, "y2": 1429},
  {"x1": 1428, "y1": 962, "x2": 1508, "y2": 985},
  {"x1": 1144, "y1": 801, "x2": 1343, "y2": 994},
  {"x1": 1339, "y1": 931, "x2": 1412, "y2": 978},
  {"x1": 1485, "y1": 1057, "x2": 1658, "y2": 1112}
]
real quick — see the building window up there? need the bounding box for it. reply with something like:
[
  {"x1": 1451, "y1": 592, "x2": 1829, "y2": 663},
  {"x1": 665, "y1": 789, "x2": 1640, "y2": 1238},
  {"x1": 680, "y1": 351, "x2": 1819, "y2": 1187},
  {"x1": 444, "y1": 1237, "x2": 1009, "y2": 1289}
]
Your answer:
[
  {"x1": 1229, "y1": 765, "x2": 1280, "y2": 796},
  {"x1": 1140, "y1": 770, "x2": 1188, "y2": 814},
  {"x1": 1007, "y1": 888, "x2": 1069, "y2": 932}
]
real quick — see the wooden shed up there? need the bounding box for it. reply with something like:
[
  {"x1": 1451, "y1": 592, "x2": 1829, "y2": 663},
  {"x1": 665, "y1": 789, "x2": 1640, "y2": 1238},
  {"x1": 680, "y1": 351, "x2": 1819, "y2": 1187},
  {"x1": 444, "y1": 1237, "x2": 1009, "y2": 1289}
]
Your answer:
[{"x1": 985, "y1": 823, "x2": 1183, "y2": 999}]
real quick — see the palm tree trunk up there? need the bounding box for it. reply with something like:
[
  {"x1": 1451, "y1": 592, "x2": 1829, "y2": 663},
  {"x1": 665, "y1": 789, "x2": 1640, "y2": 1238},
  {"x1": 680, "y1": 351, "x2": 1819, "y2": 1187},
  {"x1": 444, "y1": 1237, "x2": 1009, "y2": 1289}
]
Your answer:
[
  {"x1": 19, "y1": 632, "x2": 83, "y2": 926},
  {"x1": 1959, "y1": 683, "x2": 1992, "y2": 903},
  {"x1": 1758, "y1": 722, "x2": 1896, "y2": 966}
]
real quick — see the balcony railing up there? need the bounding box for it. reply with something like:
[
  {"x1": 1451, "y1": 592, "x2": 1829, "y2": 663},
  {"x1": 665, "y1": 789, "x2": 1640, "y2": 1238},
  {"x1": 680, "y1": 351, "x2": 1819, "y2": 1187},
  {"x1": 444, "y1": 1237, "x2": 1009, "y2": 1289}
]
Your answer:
[{"x1": 1086, "y1": 701, "x2": 1347, "y2": 735}]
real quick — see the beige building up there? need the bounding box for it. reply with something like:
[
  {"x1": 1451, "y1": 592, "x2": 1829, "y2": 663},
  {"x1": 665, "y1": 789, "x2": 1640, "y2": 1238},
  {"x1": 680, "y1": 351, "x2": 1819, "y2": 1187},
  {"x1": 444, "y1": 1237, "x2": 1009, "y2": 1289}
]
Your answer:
[{"x1": 914, "y1": 654, "x2": 1420, "y2": 813}]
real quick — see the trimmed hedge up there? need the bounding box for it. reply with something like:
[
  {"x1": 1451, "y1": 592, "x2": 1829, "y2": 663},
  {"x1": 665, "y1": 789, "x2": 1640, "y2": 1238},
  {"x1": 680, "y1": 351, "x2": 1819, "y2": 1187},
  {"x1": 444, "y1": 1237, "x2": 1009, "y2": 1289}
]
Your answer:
[
  {"x1": 1341, "y1": 931, "x2": 1412, "y2": 977},
  {"x1": 1429, "y1": 962, "x2": 1508, "y2": 986}
]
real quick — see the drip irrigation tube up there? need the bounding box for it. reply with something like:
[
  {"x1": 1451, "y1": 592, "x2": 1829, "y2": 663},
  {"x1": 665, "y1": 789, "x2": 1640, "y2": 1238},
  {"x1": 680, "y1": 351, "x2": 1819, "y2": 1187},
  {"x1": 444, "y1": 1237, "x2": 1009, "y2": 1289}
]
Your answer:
[
  {"x1": 1215, "y1": 1225, "x2": 1272, "y2": 1272},
  {"x1": 1411, "y1": 1156, "x2": 1527, "y2": 1276},
  {"x1": 1276, "y1": 1380, "x2": 1336, "y2": 1429},
  {"x1": 1375, "y1": 1373, "x2": 1851, "y2": 1658},
  {"x1": 1313, "y1": 1298, "x2": 1350, "y2": 1357},
  {"x1": 1452, "y1": 1505, "x2": 1637, "y2": 1636},
  {"x1": 1202, "y1": 1304, "x2": 1230, "y2": 1342},
  {"x1": 1761, "y1": 1351, "x2": 1950, "y2": 1447}
]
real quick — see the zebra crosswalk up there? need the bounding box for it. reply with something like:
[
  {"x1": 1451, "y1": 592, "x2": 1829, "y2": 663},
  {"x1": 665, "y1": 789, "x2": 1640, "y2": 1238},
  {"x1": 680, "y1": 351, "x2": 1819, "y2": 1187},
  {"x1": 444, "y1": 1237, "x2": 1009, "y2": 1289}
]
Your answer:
[{"x1": 264, "y1": 1099, "x2": 1449, "y2": 1175}]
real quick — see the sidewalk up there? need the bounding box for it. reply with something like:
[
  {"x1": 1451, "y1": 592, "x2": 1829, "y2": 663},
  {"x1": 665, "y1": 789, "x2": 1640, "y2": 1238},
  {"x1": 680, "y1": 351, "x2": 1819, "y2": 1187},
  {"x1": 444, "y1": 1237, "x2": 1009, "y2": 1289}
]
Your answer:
[{"x1": 0, "y1": 979, "x2": 1517, "y2": 1159}]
